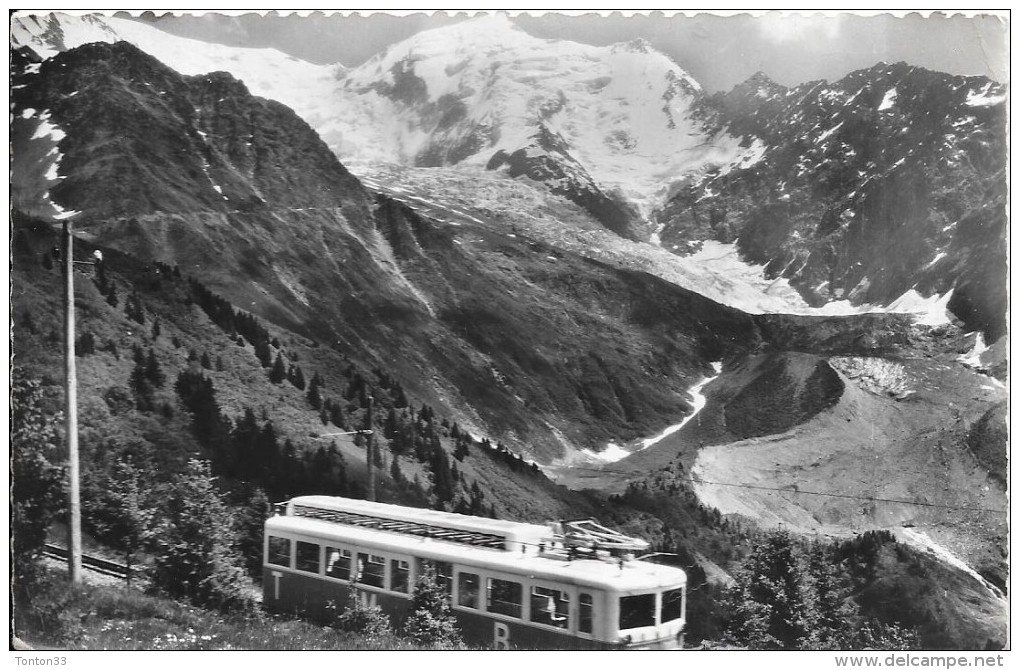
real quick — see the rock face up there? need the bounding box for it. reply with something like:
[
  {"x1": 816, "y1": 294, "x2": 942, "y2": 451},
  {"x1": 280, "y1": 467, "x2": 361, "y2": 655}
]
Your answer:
[
  {"x1": 485, "y1": 123, "x2": 642, "y2": 240},
  {"x1": 657, "y1": 63, "x2": 1007, "y2": 340},
  {"x1": 14, "y1": 42, "x2": 365, "y2": 220}
]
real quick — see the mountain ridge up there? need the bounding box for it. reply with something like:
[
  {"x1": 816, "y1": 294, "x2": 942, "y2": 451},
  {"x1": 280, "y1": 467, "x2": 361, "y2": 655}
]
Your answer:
[{"x1": 657, "y1": 61, "x2": 1007, "y2": 339}]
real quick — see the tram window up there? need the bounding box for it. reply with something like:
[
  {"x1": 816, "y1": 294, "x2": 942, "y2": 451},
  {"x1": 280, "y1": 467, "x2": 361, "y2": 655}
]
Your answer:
[
  {"x1": 326, "y1": 547, "x2": 352, "y2": 580},
  {"x1": 579, "y1": 593, "x2": 594, "y2": 634},
  {"x1": 457, "y1": 572, "x2": 480, "y2": 609},
  {"x1": 357, "y1": 553, "x2": 386, "y2": 588},
  {"x1": 487, "y1": 578, "x2": 523, "y2": 619},
  {"x1": 417, "y1": 559, "x2": 454, "y2": 596},
  {"x1": 619, "y1": 594, "x2": 656, "y2": 630},
  {"x1": 662, "y1": 587, "x2": 685, "y2": 623},
  {"x1": 267, "y1": 536, "x2": 290, "y2": 567},
  {"x1": 295, "y1": 541, "x2": 320, "y2": 574},
  {"x1": 530, "y1": 586, "x2": 569, "y2": 629},
  {"x1": 391, "y1": 559, "x2": 410, "y2": 593}
]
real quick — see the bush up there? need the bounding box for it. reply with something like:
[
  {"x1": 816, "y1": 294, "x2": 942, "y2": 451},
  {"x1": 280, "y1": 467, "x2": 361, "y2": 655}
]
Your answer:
[
  {"x1": 14, "y1": 574, "x2": 86, "y2": 645},
  {"x1": 11, "y1": 371, "x2": 66, "y2": 587},
  {"x1": 331, "y1": 588, "x2": 392, "y2": 641}
]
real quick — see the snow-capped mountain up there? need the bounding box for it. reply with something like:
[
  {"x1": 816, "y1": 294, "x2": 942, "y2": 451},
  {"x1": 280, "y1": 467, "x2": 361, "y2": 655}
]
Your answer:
[
  {"x1": 12, "y1": 13, "x2": 758, "y2": 238},
  {"x1": 11, "y1": 12, "x2": 1007, "y2": 335},
  {"x1": 657, "y1": 63, "x2": 1008, "y2": 340},
  {"x1": 331, "y1": 15, "x2": 756, "y2": 221},
  {"x1": 11, "y1": 13, "x2": 344, "y2": 123}
]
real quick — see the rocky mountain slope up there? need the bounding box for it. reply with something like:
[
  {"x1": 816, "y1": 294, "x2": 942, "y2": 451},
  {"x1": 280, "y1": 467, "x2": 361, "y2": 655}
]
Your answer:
[
  {"x1": 10, "y1": 40, "x2": 776, "y2": 463},
  {"x1": 657, "y1": 64, "x2": 1008, "y2": 340},
  {"x1": 14, "y1": 12, "x2": 1004, "y2": 338}
]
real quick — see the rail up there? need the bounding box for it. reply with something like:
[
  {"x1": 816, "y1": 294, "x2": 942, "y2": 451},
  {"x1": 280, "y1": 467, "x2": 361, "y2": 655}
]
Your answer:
[{"x1": 43, "y1": 543, "x2": 133, "y2": 579}]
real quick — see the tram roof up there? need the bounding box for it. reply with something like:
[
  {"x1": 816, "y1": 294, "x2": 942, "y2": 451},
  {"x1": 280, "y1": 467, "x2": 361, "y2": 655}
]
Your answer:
[
  {"x1": 285, "y1": 495, "x2": 552, "y2": 543},
  {"x1": 266, "y1": 512, "x2": 687, "y2": 593}
]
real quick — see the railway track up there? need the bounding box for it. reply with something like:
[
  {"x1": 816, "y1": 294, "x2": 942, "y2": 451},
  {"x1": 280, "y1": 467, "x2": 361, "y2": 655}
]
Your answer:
[{"x1": 43, "y1": 543, "x2": 133, "y2": 579}]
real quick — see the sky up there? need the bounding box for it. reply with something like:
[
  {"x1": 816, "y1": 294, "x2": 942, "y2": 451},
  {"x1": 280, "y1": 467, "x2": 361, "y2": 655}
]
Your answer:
[{"x1": 133, "y1": 10, "x2": 1009, "y2": 92}]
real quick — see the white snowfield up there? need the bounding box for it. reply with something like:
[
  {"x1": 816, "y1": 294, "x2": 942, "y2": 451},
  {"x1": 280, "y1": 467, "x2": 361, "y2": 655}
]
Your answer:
[{"x1": 337, "y1": 15, "x2": 756, "y2": 218}]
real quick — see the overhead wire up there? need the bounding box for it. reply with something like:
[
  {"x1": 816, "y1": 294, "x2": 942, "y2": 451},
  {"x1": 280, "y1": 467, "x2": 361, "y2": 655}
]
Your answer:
[
  {"x1": 561, "y1": 465, "x2": 1006, "y2": 514},
  {"x1": 690, "y1": 478, "x2": 1007, "y2": 515}
]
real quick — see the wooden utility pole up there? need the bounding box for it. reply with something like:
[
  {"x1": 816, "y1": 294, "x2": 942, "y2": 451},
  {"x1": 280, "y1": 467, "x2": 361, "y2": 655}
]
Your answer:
[
  {"x1": 366, "y1": 395, "x2": 375, "y2": 501},
  {"x1": 62, "y1": 219, "x2": 82, "y2": 583}
]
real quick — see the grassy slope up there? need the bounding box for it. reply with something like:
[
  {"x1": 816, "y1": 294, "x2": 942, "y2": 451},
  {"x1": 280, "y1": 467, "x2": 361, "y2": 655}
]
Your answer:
[{"x1": 14, "y1": 570, "x2": 445, "y2": 651}]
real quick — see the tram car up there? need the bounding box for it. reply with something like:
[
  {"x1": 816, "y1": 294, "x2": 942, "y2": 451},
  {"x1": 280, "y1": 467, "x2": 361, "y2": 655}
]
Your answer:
[{"x1": 263, "y1": 496, "x2": 688, "y2": 649}]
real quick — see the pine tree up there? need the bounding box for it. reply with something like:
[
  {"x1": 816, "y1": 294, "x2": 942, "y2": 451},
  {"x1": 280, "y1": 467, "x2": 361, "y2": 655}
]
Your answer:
[
  {"x1": 307, "y1": 373, "x2": 322, "y2": 410},
  {"x1": 230, "y1": 408, "x2": 261, "y2": 479},
  {"x1": 453, "y1": 435, "x2": 469, "y2": 461},
  {"x1": 126, "y1": 293, "x2": 146, "y2": 324},
  {"x1": 254, "y1": 338, "x2": 272, "y2": 368},
  {"x1": 146, "y1": 349, "x2": 165, "y2": 387},
  {"x1": 131, "y1": 347, "x2": 156, "y2": 412},
  {"x1": 149, "y1": 460, "x2": 255, "y2": 612},
  {"x1": 269, "y1": 352, "x2": 287, "y2": 384},
  {"x1": 329, "y1": 399, "x2": 345, "y2": 429},
  {"x1": 75, "y1": 331, "x2": 96, "y2": 356},
  {"x1": 175, "y1": 371, "x2": 232, "y2": 451},
  {"x1": 91, "y1": 458, "x2": 155, "y2": 585},
  {"x1": 389, "y1": 455, "x2": 404, "y2": 484},
  {"x1": 291, "y1": 365, "x2": 306, "y2": 389},
  {"x1": 401, "y1": 562, "x2": 464, "y2": 648},
  {"x1": 200, "y1": 351, "x2": 213, "y2": 370},
  {"x1": 724, "y1": 529, "x2": 919, "y2": 650},
  {"x1": 151, "y1": 318, "x2": 161, "y2": 339}
]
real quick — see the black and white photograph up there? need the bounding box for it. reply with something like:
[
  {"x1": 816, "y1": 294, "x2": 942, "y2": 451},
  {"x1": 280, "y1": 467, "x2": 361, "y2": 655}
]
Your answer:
[{"x1": 9, "y1": 8, "x2": 1009, "y2": 660}]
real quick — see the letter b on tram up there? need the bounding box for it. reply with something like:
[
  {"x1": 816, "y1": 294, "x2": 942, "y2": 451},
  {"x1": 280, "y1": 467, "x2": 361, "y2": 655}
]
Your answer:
[{"x1": 493, "y1": 622, "x2": 510, "y2": 649}]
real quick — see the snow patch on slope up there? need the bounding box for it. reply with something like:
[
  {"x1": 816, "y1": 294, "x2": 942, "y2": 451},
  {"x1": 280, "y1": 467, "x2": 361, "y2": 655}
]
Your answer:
[
  {"x1": 578, "y1": 361, "x2": 722, "y2": 464},
  {"x1": 878, "y1": 87, "x2": 898, "y2": 111},
  {"x1": 897, "y1": 528, "x2": 1006, "y2": 601},
  {"x1": 639, "y1": 361, "x2": 722, "y2": 450}
]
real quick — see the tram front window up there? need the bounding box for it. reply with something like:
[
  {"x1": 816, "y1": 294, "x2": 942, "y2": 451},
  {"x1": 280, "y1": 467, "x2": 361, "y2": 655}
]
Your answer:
[
  {"x1": 662, "y1": 587, "x2": 685, "y2": 623},
  {"x1": 458, "y1": 572, "x2": 480, "y2": 609},
  {"x1": 579, "y1": 593, "x2": 594, "y2": 634},
  {"x1": 296, "y1": 541, "x2": 320, "y2": 573},
  {"x1": 619, "y1": 593, "x2": 656, "y2": 630},
  {"x1": 267, "y1": 536, "x2": 290, "y2": 567}
]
